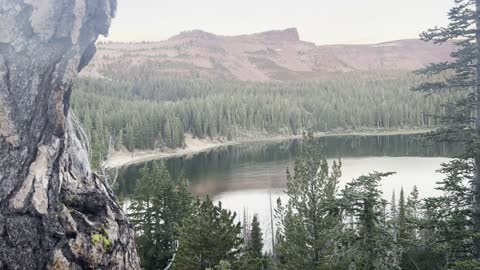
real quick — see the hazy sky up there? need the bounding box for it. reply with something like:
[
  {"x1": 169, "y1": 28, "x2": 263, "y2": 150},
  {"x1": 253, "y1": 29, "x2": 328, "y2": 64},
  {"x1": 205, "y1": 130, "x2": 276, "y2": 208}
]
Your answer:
[{"x1": 103, "y1": 0, "x2": 453, "y2": 45}]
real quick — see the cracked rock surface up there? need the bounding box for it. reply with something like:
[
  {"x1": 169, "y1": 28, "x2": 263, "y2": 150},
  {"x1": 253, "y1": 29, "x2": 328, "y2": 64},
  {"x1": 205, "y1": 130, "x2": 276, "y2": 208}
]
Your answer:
[{"x1": 0, "y1": 0, "x2": 140, "y2": 269}]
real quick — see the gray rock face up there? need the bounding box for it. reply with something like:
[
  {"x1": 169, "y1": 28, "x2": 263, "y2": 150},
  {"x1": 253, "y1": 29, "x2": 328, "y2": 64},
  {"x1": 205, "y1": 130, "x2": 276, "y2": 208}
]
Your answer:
[{"x1": 0, "y1": 1, "x2": 140, "y2": 269}]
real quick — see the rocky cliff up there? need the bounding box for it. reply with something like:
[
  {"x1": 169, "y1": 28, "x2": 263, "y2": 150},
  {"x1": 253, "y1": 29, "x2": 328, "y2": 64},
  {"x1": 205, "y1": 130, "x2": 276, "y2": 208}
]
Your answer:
[
  {"x1": 0, "y1": 0, "x2": 140, "y2": 269},
  {"x1": 82, "y1": 28, "x2": 455, "y2": 81}
]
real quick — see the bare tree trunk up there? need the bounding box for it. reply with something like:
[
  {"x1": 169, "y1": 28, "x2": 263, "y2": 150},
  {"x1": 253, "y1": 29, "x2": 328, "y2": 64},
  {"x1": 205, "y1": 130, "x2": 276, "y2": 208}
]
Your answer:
[
  {"x1": 0, "y1": 1, "x2": 140, "y2": 269},
  {"x1": 474, "y1": 0, "x2": 480, "y2": 259}
]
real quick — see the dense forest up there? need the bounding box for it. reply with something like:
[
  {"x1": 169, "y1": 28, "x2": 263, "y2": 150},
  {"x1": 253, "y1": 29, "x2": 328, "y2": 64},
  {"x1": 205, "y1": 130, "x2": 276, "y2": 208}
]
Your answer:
[{"x1": 72, "y1": 72, "x2": 455, "y2": 169}]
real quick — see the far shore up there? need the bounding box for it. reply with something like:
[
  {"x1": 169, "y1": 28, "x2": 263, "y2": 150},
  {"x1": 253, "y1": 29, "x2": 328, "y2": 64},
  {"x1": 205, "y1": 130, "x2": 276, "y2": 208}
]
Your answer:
[{"x1": 102, "y1": 128, "x2": 434, "y2": 170}]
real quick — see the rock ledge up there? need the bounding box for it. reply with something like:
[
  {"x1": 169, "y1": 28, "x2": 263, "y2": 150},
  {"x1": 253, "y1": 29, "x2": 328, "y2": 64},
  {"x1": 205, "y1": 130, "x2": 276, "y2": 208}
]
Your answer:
[{"x1": 0, "y1": 1, "x2": 140, "y2": 269}]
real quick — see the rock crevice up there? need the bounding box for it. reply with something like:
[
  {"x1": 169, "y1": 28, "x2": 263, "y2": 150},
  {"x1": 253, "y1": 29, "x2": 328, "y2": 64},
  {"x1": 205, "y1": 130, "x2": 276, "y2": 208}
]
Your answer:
[{"x1": 0, "y1": 0, "x2": 140, "y2": 269}]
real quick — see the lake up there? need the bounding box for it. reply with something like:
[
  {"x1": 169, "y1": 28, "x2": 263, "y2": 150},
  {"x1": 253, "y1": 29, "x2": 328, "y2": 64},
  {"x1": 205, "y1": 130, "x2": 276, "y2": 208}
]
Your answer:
[
  {"x1": 114, "y1": 134, "x2": 458, "y2": 250},
  {"x1": 115, "y1": 134, "x2": 457, "y2": 197}
]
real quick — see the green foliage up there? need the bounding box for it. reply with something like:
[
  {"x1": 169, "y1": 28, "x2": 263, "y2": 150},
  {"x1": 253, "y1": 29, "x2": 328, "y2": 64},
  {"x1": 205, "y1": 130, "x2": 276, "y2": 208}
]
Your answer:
[
  {"x1": 174, "y1": 197, "x2": 243, "y2": 269},
  {"x1": 122, "y1": 129, "x2": 477, "y2": 270},
  {"x1": 275, "y1": 131, "x2": 343, "y2": 269},
  {"x1": 72, "y1": 73, "x2": 454, "y2": 166},
  {"x1": 91, "y1": 225, "x2": 112, "y2": 252},
  {"x1": 418, "y1": 159, "x2": 474, "y2": 265},
  {"x1": 340, "y1": 172, "x2": 400, "y2": 270},
  {"x1": 398, "y1": 188, "x2": 407, "y2": 243},
  {"x1": 128, "y1": 162, "x2": 192, "y2": 270},
  {"x1": 412, "y1": 0, "x2": 480, "y2": 263},
  {"x1": 249, "y1": 215, "x2": 263, "y2": 259},
  {"x1": 240, "y1": 214, "x2": 266, "y2": 270},
  {"x1": 208, "y1": 260, "x2": 232, "y2": 270},
  {"x1": 449, "y1": 260, "x2": 480, "y2": 270}
]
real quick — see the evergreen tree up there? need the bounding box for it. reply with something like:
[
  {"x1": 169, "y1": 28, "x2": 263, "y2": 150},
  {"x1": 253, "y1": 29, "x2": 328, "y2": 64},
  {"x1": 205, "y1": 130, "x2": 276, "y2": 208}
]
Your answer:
[
  {"x1": 390, "y1": 191, "x2": 398, "y2": 243},
  {"x1": 126, "y1": 123, "x2": 136, "y2": 151},
  {"x1": 413, "y1": 0, "x2": 480, "y2": 258},
  {"x1": 421, "y1": 159, "x2": 474, "y2": 267},
  {"x1": 175, "y1": 197, "x2": 243, "y2": 269},
  {"x1": 275, "y1": 131, "x2": 342, "y2": 269},
  {"x1": 128, "y1": 164, "x2": 157, "y2": 269},
  {"x1": 275, "y1": 203, "x2": 309, "y2": 270},
  {"x1": 91, "y1": 133, "x2": 104, "y2": 170},
  {"x1": 403, "y1": 185, "x2": 424, "y2": 268},
  {"x1": 174, "y1": 173, "x2": 193, "y2": 223},
  {"x1": 406, "y1": 186, "x2": 420, "y2": 224},
  {"x1": 398, "y1": 187, "x2": 415, "y2": 269},
  {"x1": 250, "y1": 215, "x2": 263, "y2": 259},
  {"x1": 391, "y1": 191, "x2": 398, "y2": 224},
  {"x1": 340, "y1": 172, "x2": 400, "y2": 270},
  {"x1": 398, "y1": 188, "x2": 407, "y2": 245},
  {"x1": 128, "y1": 162, "x2": 192, "y2": 270},
  {"x1": 241, "y1": 214, "x2": 265, "y2": 270}
]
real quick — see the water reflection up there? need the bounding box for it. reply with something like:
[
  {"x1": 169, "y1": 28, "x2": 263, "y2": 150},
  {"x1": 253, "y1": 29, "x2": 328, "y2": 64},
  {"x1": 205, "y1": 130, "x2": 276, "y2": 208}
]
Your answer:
[
  {"x1": 114, "y1": 134, "x2": 459, "y2": 198},
  {"x1": 115, "y1": 134, "x2": 460, "y2": 252}
]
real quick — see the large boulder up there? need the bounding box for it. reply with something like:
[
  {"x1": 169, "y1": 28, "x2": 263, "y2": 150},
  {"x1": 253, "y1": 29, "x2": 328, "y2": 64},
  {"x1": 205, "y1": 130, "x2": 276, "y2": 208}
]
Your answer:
[{"x1": 0, "y1": 1, "x2": 140, "y2": 269}]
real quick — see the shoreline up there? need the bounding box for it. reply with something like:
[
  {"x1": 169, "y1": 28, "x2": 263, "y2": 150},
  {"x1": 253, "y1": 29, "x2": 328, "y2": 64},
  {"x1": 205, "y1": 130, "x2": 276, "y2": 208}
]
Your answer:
[{"x1": 102, "y1": 128, "x2": 433, "y2": 170}]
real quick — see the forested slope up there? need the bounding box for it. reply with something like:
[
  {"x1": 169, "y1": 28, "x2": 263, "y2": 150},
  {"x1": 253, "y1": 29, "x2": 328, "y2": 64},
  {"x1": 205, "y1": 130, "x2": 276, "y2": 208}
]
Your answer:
[
  {"x1": 72, "y1": 72, "x2": 454, "y2": 168},
  {"x1": 72, "y1": 29, "x2": 458, "y2": 169}
]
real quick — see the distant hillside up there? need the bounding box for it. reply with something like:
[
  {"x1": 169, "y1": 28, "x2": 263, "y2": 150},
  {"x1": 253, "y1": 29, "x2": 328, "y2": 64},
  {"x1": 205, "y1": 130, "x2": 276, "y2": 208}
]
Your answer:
[{"x1": 82, "y1": 28, "x2": 455, "y2": 81}]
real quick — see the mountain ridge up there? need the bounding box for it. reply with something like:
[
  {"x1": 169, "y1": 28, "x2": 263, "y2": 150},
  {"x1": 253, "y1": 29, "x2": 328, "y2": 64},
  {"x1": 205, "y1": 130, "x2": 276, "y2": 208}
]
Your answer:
[{"x1": 83, "y1": 28, "x2": 454, "y2": 81}]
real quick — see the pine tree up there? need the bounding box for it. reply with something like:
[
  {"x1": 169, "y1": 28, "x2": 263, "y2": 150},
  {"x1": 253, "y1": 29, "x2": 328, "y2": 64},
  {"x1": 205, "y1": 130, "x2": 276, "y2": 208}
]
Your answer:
[
  {"x1": 250, "y1": 215, "x2": 263, "y2": 259},
  {"x1": 403, "y1": 185, "x2": 423, "y2": 267},
  {"x1": 126, "y1": 123, "x2": 136, "y2": 151},
  {"x1": 406, "y1": 186, "x2": 420, "y2": 223},
  {"x1": 398, "y1": 187, "x2": 414, "y2": 269},
  {"x1": 241, "y1": 214, "x2": 265, "y2": 270},
  {"x1": 275, "y1": 131, "x2": 342, "y2": 269},
  {"x1": 341, "y1": 172, "x2": 400, "y2": 270},
  {"x1": 91, "y1": 133, "x2": 104, "y2": 170},
  {"x1": 421, "y1": 159, "x2": 474, "y2": 267},
  {"x1": 413, "y1": 0, "x2": 480, "y2": 258},
  {"x1": 391, "y1": 191, "x2": 397, "y2": 222},
  {"x1": 390, "y1": 191, "x2": 398, "y2": 241},
  {"x1": 128, "y1": 162, "x2": 192, "y2": 270},
  {"x1": 274, "y1": 204, "x2": 309, "y2": 270},
  {"x1": 128, "y1": 164, "x2": 157, "y2": 269},
  {"x1": 174, "y1": 197, "x2": 242, "y2": 269},
  {"x1": 174, "y1": 173, "x2": 193, "y2": 224},
  {"x1": 398, "y1": 188, "x2": 407, "y2": 244}
]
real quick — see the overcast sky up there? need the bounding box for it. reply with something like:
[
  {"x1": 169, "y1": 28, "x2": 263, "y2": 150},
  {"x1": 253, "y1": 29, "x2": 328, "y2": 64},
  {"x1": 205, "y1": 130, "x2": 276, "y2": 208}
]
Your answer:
[{"x1": 102, "y1": 0, "x2": 453, "y2": 45}]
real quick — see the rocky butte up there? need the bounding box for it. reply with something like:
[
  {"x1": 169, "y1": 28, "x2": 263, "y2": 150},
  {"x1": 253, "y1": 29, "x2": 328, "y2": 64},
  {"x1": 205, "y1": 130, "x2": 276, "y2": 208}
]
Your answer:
[
  {"x1": 83, "y1": 28, "x2": 455, "y2": 82},
  {"x1": 0, "y1": 0, "x2": 140, "y2": 269}
]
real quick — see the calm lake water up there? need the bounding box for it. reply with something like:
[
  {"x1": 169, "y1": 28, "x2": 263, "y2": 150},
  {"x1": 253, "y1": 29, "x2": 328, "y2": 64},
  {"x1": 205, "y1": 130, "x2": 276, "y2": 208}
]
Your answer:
[{"x1": 115, "y1": 134, "x2": 458, "y2": 250}]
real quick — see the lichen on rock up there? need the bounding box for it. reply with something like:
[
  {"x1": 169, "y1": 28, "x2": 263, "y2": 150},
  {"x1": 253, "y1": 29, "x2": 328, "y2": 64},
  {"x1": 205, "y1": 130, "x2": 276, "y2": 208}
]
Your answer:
[{"x1": 0, "y1": 0, "x2": 140, "y2": 269}]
